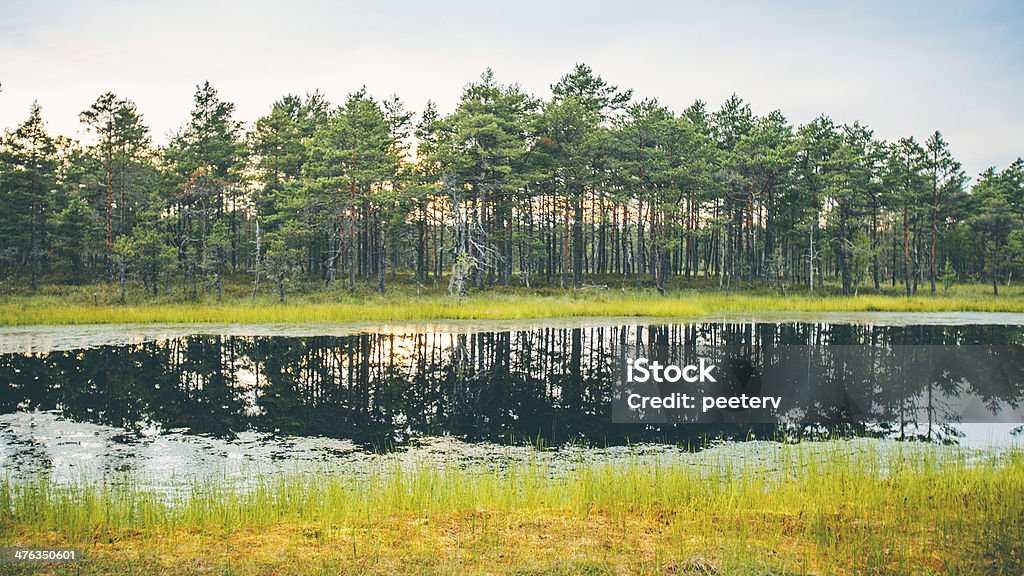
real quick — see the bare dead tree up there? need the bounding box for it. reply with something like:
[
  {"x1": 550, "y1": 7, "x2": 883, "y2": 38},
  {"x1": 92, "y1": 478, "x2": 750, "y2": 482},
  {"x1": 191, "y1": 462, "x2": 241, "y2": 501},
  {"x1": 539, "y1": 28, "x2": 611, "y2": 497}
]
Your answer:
[{"x1": 446, "y1": 178, "x2": 502, "y2": 297}]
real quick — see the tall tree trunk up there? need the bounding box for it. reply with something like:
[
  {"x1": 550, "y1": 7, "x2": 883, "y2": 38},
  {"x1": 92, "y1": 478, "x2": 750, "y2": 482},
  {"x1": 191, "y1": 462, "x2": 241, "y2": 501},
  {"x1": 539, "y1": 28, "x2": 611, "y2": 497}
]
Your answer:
[
  {"x1": 902, "y1": 199, "x2": 911, "y2": 297},
  {"x1": 839, "y1": 200, "x2": 851, "y2": 296},
  {"x1": 377, "y1": 217, "x2": 386, "y2": 294},
  {"x1": 572, "y1": 187, "x2": 584, "y2": 289},
  {"x1": 636, "y1": 197, "x2": 644, "y2": 291},
  {"x1": 252, "y1": 219, "x2": 261, "y2": 299},
  {"x1": 29, "y1": 202, "x2": 39, "y2": 291},
  {"x1": 871, "y1": 197, "x2": 880, "y2": 290},
  {"x1": 348, "y1": 177, "x2": 357, "y2": 292},
  {"x1": 105, "y1": 145, "x2": 113, "y2": 284},
  {"x1": 930, "y1": 182, "x2": 938, "y2": 294},
  {"x1": 561, "y1": 196, "x2": 570, "y2": 289}
]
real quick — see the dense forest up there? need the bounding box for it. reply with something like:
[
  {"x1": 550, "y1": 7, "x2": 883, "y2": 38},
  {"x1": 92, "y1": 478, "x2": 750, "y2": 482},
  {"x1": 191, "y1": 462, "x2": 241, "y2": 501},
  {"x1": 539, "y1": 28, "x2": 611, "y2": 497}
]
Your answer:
[{"x1": 1, "y1": 64, "x2": 1022, "y2": 301}]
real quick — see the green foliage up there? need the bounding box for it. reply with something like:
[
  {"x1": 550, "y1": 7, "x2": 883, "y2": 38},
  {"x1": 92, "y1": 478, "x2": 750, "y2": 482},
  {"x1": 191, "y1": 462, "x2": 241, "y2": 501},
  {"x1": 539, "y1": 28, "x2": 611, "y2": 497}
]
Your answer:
[
  {"x1": 0, "y1": 102, "x2": 58, "y2": 289},
  {"x1": 114, "y1": 225, "x2": 175, "y2": 297},
  {"x1": 262, "y1": 220, "x2": 307, "y2": 302},
  {"x1": 2, "y1": 67, "x2": 1023, "y2": 302},
  {"x1": 942, "y1": 258, "x2": 957, "y2": 291},
  {"x1": 971, "y1": 195, "x2": 1021, "y2": 295},
  {"x1": 166, "y1": 81, "x2": 243, "y2": 180},
  {"x1": 54, "y1": 192, "x2": 97, "y2": 282}
]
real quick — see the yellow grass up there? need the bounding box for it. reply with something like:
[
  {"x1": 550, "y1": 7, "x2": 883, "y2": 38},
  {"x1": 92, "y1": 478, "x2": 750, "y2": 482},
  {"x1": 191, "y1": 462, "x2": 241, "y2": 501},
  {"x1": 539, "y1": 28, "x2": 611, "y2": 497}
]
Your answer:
[
  {"x1": 1, "y1": 283, "x2": 1023, "y2": 326},
  {"x1": 2, "y1": 443, "x2": 1022, "y2": 575}
]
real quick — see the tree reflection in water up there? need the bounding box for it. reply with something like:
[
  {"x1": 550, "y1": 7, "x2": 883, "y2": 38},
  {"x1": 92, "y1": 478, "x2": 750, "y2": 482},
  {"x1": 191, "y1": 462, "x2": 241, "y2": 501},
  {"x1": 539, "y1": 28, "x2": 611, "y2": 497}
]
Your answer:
[{"x1": 1, "y1": 322, "x2": 1021, "y2": 449}]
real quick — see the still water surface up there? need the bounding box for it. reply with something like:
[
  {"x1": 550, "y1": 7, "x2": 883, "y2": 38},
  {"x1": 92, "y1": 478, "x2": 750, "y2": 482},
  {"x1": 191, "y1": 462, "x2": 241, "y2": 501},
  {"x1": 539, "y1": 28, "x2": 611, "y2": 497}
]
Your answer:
[{"x1": 1, "y1": 314, "x2": 1022, "y2": 485}]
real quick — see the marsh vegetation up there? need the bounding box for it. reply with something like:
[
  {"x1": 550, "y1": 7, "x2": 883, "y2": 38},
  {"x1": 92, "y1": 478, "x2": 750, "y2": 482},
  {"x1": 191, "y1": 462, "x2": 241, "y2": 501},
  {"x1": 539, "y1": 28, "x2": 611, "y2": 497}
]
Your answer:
[{"x1": 2, "y1": 443, "x2": 1022, "y2": 575}]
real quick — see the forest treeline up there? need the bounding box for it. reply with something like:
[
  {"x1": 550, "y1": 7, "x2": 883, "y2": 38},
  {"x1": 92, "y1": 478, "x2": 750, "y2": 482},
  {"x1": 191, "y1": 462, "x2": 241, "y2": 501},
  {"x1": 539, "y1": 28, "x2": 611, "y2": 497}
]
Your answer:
[{"x1": 1, "y1": 64, "x2": 1022, "y2": 301}]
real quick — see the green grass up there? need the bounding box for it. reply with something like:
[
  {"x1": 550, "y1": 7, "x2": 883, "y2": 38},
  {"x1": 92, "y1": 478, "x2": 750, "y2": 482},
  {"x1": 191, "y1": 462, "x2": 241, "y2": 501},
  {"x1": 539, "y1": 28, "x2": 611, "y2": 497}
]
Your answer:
[
  {"x1": 2, "y1": 443, "x2": 1022, "y2": 574},
  {"x1": 2, "y1": 280, "x2": 1023, "y2": 325}
]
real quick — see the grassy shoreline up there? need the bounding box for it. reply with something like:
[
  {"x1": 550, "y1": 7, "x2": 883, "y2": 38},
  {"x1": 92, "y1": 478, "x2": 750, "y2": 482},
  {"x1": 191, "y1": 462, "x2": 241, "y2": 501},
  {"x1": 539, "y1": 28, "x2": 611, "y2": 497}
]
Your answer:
[
  {"x1": 2, "y1": 444, "x2": 1022, "y2": 575},
  {"x1": 2, "y1": 283, "x2": 1024, "y2": 326}
]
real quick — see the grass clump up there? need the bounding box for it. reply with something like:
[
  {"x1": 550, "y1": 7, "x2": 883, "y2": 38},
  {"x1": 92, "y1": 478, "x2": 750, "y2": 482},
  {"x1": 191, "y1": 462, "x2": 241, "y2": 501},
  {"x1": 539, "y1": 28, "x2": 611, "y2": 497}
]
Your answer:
[{"x1": 1, "y1": 442, "x2": 1022, "y2": 574}]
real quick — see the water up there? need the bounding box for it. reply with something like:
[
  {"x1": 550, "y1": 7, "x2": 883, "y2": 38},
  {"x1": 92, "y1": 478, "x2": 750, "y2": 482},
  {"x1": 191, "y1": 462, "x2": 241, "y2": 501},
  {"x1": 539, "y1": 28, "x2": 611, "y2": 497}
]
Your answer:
[{"x1": 1, "y1": 314, "x2": 1022, "y2": 485}]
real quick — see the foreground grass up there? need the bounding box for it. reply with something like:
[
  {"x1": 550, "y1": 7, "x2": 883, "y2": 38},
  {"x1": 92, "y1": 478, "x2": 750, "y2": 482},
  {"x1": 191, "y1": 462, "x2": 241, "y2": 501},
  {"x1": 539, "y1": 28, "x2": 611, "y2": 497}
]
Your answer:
[
  {"x1": 2, "y1": 281, "x2": 1024, "y2": 325},
  {"x1": 2, "y1": 444, "x2": 1022, "y2": 575}
]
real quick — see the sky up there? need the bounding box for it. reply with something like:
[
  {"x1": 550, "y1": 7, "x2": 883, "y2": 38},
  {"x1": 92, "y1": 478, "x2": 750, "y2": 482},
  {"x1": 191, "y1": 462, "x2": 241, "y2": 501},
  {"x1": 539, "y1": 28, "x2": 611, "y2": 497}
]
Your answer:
[{"x1": 1, "y1": 0, "x2": 1022, "y2": 179}]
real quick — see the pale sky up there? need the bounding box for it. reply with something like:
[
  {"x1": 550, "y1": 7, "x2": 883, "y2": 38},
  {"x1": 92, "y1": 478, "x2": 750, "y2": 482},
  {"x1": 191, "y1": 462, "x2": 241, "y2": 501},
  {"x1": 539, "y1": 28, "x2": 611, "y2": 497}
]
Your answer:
[{"x1": 1, "y1": 0, "x2": 1021, "y2": 179}]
